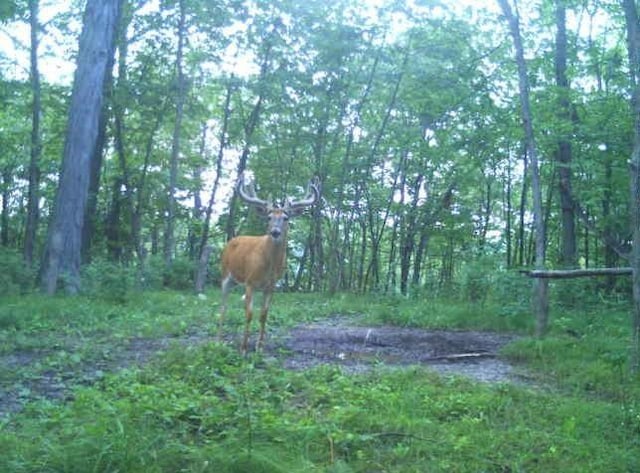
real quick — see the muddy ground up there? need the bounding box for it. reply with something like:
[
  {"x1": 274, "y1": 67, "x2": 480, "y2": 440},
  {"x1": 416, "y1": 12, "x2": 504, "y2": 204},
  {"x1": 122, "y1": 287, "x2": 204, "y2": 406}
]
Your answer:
[
  {"x1": 1, "y1": 317, "x2": 521, "y2": 418},
  {"x1": 272, "y1": 317, "x2": 520, "y2": 383}
]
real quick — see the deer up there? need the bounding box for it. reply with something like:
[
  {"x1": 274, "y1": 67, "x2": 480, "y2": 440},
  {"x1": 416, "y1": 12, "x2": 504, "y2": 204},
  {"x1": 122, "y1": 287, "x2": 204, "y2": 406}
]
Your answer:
[{"x1": 219, "y1": 173, "x2": 320, "y2": 353}]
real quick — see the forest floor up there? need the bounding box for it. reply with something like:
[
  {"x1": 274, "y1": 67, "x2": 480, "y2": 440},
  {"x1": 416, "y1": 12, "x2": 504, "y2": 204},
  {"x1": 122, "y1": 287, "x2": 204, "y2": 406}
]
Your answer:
[{"x1": 0, "y1": 314, "x2": 521, "y2": 418}]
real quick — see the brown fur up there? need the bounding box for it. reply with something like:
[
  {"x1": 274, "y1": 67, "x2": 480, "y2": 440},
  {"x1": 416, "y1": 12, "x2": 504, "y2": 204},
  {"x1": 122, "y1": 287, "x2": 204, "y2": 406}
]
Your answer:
[
  {"x1": 218, "y1": 175, "x2": 319, "y2": 353},
  {"x1": 219, "y1": 210, "x2": 290, "y2": 352}
]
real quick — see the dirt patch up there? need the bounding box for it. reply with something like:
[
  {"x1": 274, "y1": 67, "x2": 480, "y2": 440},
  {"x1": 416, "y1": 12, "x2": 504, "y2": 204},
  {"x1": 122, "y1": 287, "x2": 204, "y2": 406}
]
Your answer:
[
  {"x1": 0, "y1": 332, "x2": 214, "y2": 418},
  {"x1": 1, "y1": 318, "x2": 522, "y2": 418},
  {"x1": 272, "y1": 319, "x2": 520, "y2": 383}
]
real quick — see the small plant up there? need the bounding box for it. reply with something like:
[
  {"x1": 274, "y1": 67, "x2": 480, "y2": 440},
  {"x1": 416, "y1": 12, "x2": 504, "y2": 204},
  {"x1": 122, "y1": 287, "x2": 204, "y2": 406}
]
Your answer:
[
  {"x1": 81, "y1": 260, "x2": 134, "y2": 303},
  {"x1": 0, "y1": 248, "x2": 36, "y2": 296},
  {"x1": 163, "y1": 256, "x2": 195, "y2": 290}
]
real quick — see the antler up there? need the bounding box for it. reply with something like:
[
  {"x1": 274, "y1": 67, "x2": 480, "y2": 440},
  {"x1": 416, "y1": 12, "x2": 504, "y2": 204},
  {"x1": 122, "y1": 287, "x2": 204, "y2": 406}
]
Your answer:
[
  {"x1": 285, "y1": 177, "x2": 320, "y2": 215},
  {"x1": 236, "y1": 172, "x2": 271, "y2": 211}
]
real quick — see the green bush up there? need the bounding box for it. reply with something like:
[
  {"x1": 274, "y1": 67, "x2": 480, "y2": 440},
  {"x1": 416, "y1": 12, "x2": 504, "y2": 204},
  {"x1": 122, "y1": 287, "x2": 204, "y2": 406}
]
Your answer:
[
  {"x1": 163, "y1": 256, "x2": 195, "y2": 290},
  {"x1": 81, "y1": 260, "x2": 135, "y2": 303},
  {"x1": 460, "y1": 257, "x2": 496, "y2": 304},
  {"x1": 137, "y1": 255, "x2": 195, "y2": 291},
  {"x1": 0, "y1": 248, "x2": 35, "y2": 296},
  {"x1": 138, "y1": 255, "x2": 166, "y2": 290}
]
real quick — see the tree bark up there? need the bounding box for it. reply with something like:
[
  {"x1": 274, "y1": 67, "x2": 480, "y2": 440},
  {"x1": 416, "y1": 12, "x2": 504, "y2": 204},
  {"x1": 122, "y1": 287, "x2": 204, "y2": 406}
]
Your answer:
[
  {"x1": 554, "y1": 0, "x2": 577, "y2": 268},
  {"x1": 41, "y1": 0, "x2": 121, "y2": 294},
  {"x1": 165, "y1": 0, "x2": 186, "y2": 266},
  {"x1": 523, "y1": 268, "x2": 632, "y2": 279},
  {"x1": 623, "y1": 0, "x2": 640, "y2": 373},
  {"x1": 23, "y1": 0, "x2": 42, "y2": 268},
  {"x1": 195, "y1": 78, "x2": 233, "y2": 280},
  {"x1": 224, "y1": 41, "x2": 273, "y2": 242},
  {"x1": 194, "y1": 245, "x2": 213, "y2": 294},
  {"x1": 1, "y1": 167, "x2": 10, "y2": 246},
  {"x1": 498, "y1": 0, "x2": 549, "y2": 336}
]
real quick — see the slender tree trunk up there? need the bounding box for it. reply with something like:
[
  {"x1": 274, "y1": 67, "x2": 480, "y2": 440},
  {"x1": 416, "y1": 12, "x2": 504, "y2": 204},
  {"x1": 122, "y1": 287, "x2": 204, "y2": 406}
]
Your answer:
[
  {"x1": 165, "y1": 0, "x2": 186, "y2": 266},
  {"x1": 195, "y1": 79, "x2": 233, "y2": 277},
  {"x1": 133, "y1": 105, "x2": 165, "y2": 264},
  {"x1": 602, "y1": 150, "x2": 618, "y2": 291},
  {"x1": 554, "y1": 0, "x2": 577, "y2": 268},
  {"x1": 505, "y1": 155, "x2": 513, "y2": 267},
  {"x1": 105, "y1": 177, "x2": 123, "y2": 261},
  {"x1": 329, "y1": 49, "x2": 380, "y2": 293},
  {"x1": 498, "y1": 0, "x2": 549, "y2": 336},
  {"x1": 623, "y1": 0, "x2": 640, "y2": 373},
  {"x1": 1, "y1": 168, "x2": 10, "y2": 246},
  {"x1": 362, "y1": 49, "x2": 407, "y2": 291},
  {"x1": 188, "y1": 124, "x2": 206, "y2": 260},
  {"x1": 400, "y1": 172, "x2": 422, "y2": 295},
  {"x1": 110, "y1": 11, "x2": 136, "y2": 262},
  {"x1": 516, "y1": 145, "x2": 529, "y2": 267},
  {"x1": 41, "y1": 0, "x2": 121, "y2": 294},
  {"x1": 225, "y1": 41, "x2": 273, "y2": 242},
  {"x1": 24, "y1": 0, "x2": 42, "y2": 268}
]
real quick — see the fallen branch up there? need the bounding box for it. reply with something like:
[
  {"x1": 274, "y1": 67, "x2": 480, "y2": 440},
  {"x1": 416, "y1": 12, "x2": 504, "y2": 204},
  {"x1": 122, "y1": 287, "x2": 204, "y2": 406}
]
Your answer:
[
  {"x1": 521, "y1": 268, "x2": 632, "y2": 279},
  {"x1": 426, "y1": 352, "x2": 495, "y2": 362}
]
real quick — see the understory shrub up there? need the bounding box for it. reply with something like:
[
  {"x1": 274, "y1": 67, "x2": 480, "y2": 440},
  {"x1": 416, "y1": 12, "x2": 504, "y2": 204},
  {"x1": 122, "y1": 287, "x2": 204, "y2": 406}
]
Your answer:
[
  {"x1": 0, "y1": 248, "x2": 35, "y2": 295},
  {"x1": 163, "y1": 256, "x2": 195, "y2": 290},
  {"x1": 81, "y1": 260, "x2": 135, "y2": 303}
]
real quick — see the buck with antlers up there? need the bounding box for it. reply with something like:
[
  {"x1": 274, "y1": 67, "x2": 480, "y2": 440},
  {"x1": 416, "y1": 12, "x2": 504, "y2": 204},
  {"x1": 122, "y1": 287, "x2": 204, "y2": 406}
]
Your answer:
[{"x1": 219, "y1": 173, "x2": 320, "y2": 352}]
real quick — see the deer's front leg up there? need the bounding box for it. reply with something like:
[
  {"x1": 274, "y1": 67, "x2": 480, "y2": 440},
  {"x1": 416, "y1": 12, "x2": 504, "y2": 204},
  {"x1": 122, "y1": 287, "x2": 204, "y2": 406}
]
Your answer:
[
  {"x1": 257, "y1": 289, "x2": 274, "y2": 351},
  {"x1": 241, "y1": 286, "x2": 254, "y2": 354}
]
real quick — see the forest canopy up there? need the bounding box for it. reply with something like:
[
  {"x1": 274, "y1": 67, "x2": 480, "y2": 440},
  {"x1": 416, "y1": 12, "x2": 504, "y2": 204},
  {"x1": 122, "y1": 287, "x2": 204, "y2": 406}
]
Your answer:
[{"x1": 0, "y1": 0, "x2": 635, "y2": 299}]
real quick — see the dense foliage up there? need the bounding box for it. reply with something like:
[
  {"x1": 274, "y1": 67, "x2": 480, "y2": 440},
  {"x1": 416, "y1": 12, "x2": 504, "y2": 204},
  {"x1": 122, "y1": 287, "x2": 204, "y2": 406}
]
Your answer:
[
  {"x1": 2, "y1": 2, "x2": 640, "y2": 471},
  {"x1": 0, "y1": 0, "x2": 635, "y2": 296}
]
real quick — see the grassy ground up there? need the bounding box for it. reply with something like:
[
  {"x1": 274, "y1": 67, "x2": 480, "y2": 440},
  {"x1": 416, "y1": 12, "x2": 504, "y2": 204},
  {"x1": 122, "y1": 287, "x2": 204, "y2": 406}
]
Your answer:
[{"x1": 1, "y1": 289, "x2": 639, "y2": 472}]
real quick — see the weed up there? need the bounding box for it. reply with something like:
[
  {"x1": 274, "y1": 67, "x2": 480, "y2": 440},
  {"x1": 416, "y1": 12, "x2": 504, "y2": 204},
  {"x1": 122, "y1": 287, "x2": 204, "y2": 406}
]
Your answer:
[{"x1": 0, "y1": 290, "x2": 639, "y2": 472}]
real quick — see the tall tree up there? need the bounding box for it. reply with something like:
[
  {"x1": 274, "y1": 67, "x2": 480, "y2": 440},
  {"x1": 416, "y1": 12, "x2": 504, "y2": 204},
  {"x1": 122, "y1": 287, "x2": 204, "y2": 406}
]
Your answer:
[
  {"x1": 623, "y1": 0, "x2": 640, "y2": 373},
  {"x1": 23, "y1": 0, "x2": 41, "y2": 267},
  {"x1": 554, "y1": 0, "x2": 577, "y2": 268},
  {"x1": 41, "y1": 0, "x2": 121, "y2": 294},
  {"x1": 164, "y1": 0, "x2": 187, "y2": 267},
  {"x1": 498, "y1": 0, "x2": 549, "y2": 335}
]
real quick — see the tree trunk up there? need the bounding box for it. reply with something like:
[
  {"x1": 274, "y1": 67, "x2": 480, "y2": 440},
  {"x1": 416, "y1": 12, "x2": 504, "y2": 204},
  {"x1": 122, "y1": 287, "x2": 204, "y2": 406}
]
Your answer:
[
  {"x1": 23, "y1": 0, "x2": 42, "y2": 268},
  {"x1": 81, "y1": 76, "x2": 111, "y2": 265},
  {"x1": 188, "y1": 124, "x2": 206, "y2": 260},
  {"x1": 516, "y1": 145, "x2": 528, "y2": 267},
  {"x1": 195, "y1": 79, "x2": 232, "y2": 278},
  {"x1": 110, "y1": 13, "x2": 136, "y2": 262},
  {"x1": 165, "y1": 0, "x2": 186, "y2": 267},
  {"x1": 225, "y1": 44, "x2": 272, "y2": 242},
  {"x1": 41, "y1": 0, "x2": 121, "y2": 295},
  {"x1": 623, "y1": 0, "x2": 640, "y2": 373},
  {"x1": 505, "y1": 154, "x2": 513, "y2": 267},
  {"x1": 1, "y1": 167, "x2": 10, "y2": 246},
  {"x1": 498, "y1": 0, "x2": 549, "y2": 336},
  {"x1": 554, "y1": 0, "x2": 577, "y2": 268},
  {"x1": 133, "y1": 107, "x2": 165, "y2": 265},
  {"x1": 194, "y1": 245, "x2": 213, "y2": 294}
]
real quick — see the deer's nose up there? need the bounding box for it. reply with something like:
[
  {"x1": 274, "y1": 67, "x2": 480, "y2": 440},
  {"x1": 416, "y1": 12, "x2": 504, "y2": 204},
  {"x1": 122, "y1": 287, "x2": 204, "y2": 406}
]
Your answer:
[{"x1": 270, "y1": 229, "x2": 282, "y2": 239}]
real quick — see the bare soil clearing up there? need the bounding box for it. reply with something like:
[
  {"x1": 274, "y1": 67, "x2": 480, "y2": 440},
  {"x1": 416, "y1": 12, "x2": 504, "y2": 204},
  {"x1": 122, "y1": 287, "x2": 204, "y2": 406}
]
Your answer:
[
  {"x1": 1, "y1": 317, "x2": 521, "y2": 417},
  {"x1": 272, "y1": 318, "x2": 520, "y2": 383}
]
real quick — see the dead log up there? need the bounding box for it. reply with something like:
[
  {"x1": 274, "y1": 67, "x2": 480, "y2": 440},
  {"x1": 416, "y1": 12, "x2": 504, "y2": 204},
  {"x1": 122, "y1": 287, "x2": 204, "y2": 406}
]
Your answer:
[
  {"x1": 521, "y1": 268, "x2": 632, "y2": 279},
  {"x1": 426, "y1": 352, "x2": 495, "y2": 362}
]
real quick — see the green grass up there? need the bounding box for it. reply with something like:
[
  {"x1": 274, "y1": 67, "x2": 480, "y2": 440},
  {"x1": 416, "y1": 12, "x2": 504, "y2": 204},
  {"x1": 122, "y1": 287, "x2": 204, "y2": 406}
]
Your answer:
[{"x1": 1, "y1": 288, "x2": 639, "y2": 472}]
